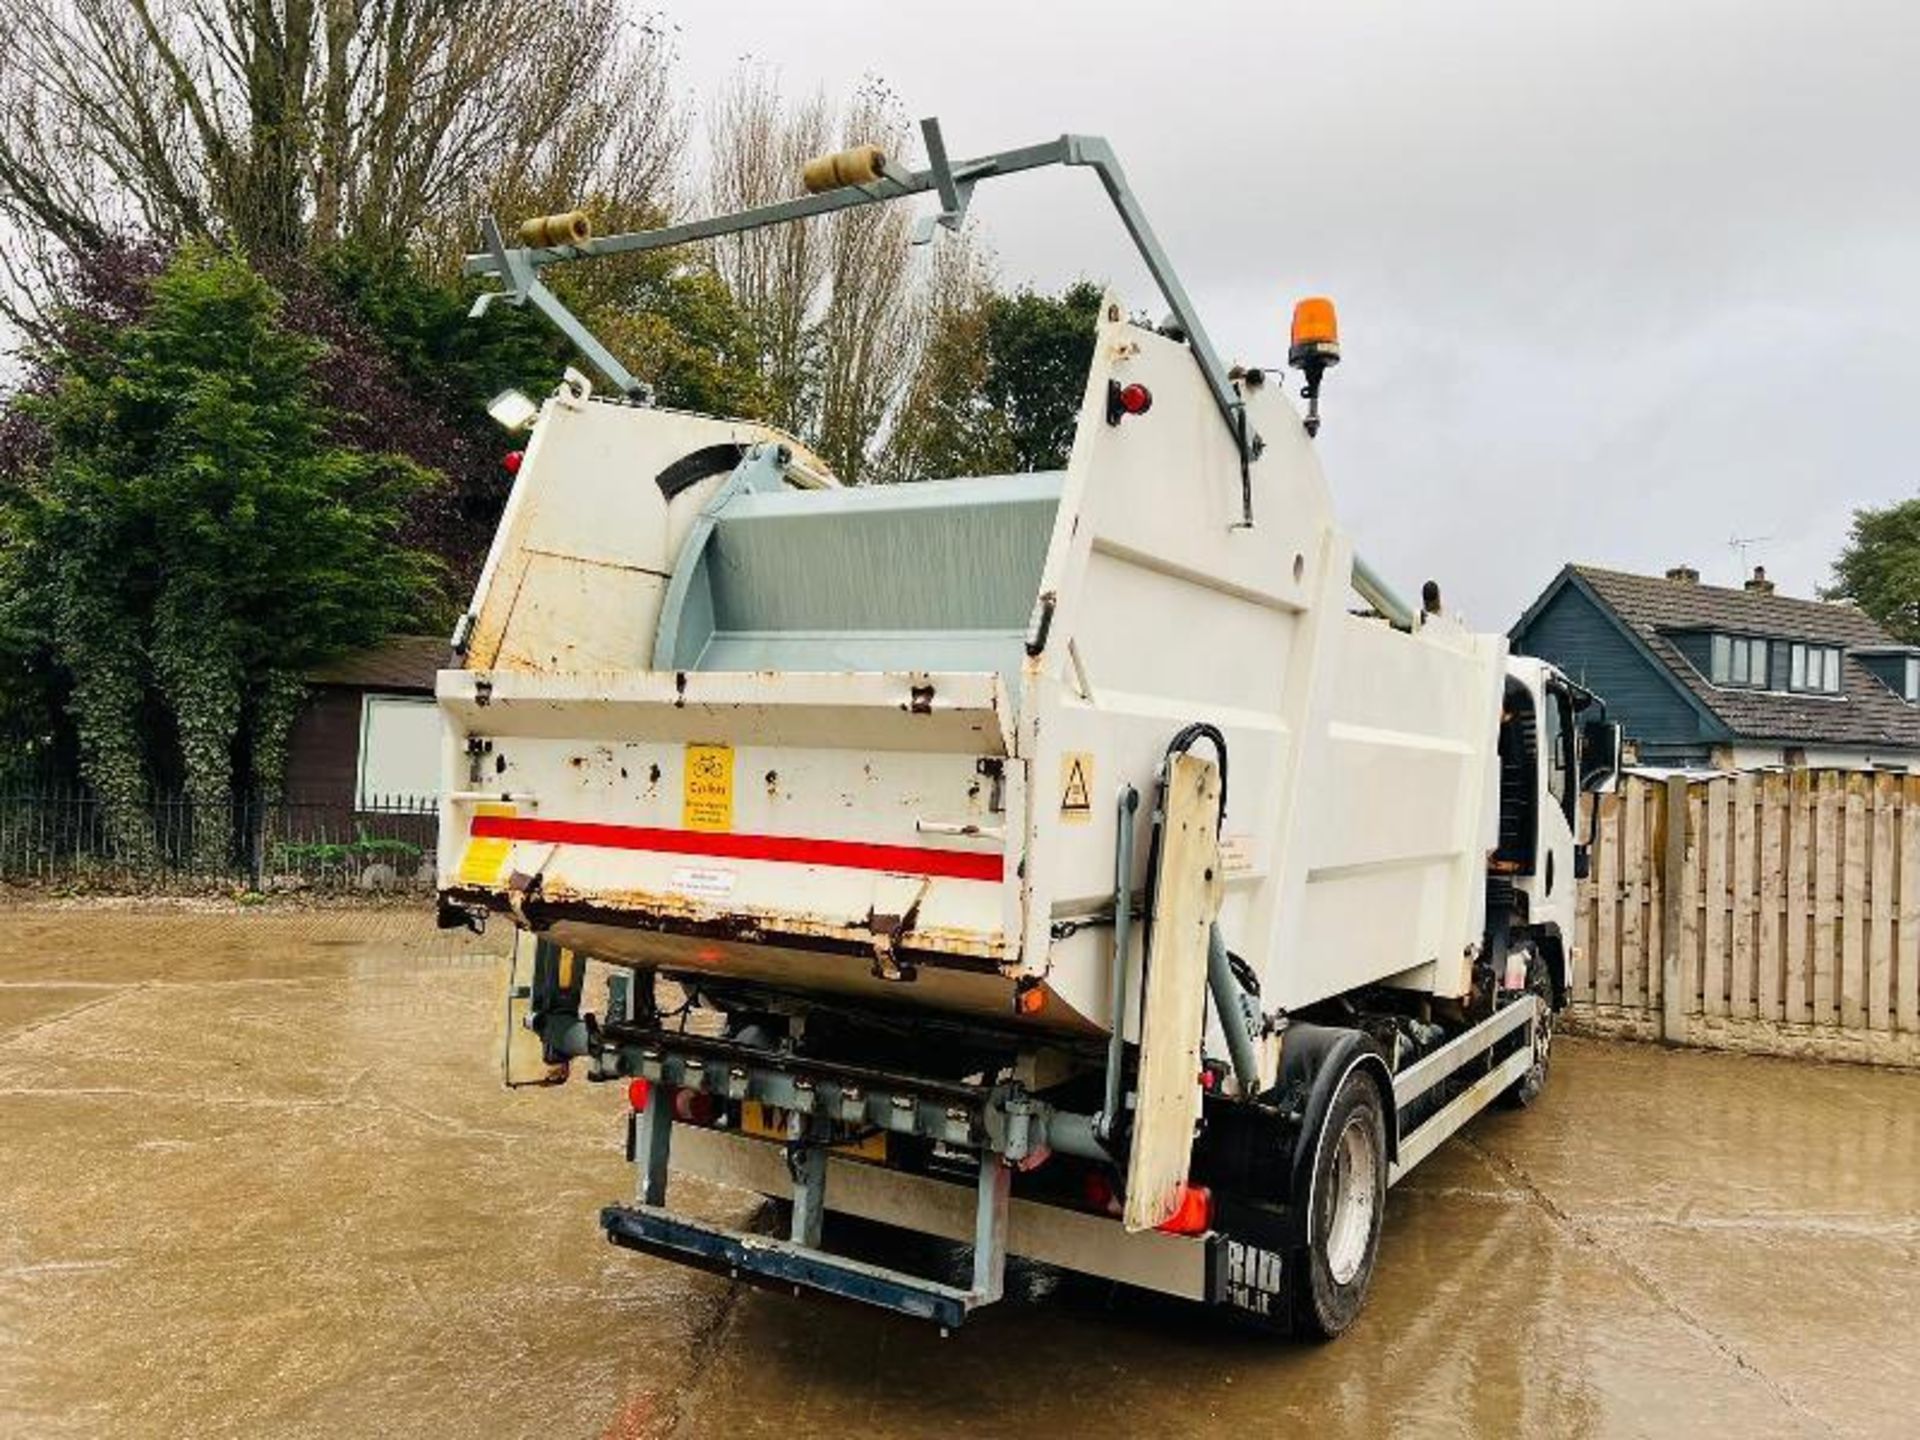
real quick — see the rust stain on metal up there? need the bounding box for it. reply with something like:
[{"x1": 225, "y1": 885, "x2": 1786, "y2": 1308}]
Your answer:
[
  {"x1": 466, "y1": 876, "x2": 1010, "y2": 965},
  {"x1": 866, "y1": 911, "x2": 916, "y2": 982}
]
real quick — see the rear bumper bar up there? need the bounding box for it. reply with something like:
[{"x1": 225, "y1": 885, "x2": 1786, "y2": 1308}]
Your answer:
[{"x1": 602, "y1": 1205, "x2": 982, "y2": 1329}]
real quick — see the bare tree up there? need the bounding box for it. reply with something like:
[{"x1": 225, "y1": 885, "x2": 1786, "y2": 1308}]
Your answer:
[
  {"x1": 704, "y1": 67, "x2": 937, "y2": 481},
  {"x1": 705, "y1": 66, "x2": 831, "y2": 435},
  {"x1": 0, "y1": 9, "x2": 969, "y2": 475},
  {"x1": 875, "y1": 227, "x2": 1009, "y2": 482},
  {"x1": 811, "y1": 79, "x2": 920, "y2": 484},
  {"x1": 0, "y1": 0, "x2": 687, "y2": 321}
]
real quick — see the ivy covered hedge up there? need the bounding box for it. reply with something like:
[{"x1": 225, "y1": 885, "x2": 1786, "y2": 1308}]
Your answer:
[{"x1": 0, "y1": 245, "x2": 440, "y2": 858}]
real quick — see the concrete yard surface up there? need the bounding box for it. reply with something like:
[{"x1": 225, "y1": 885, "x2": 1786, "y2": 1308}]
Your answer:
[{"x1": 1, "y1": 903, "x2": 1916, "y2": 1438}]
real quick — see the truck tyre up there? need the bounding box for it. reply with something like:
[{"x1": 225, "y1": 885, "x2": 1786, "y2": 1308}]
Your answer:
[
  {"x1": 1498, "y1": 949, "x2": 1554, "y2": 1109},
  {"x1": 1291, "y1": 1068, "x2": 1387, "y2": 1340}
]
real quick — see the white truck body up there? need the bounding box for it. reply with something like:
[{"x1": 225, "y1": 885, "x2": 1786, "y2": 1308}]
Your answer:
[{"x1": 439, "y1": 304, "x2": 1530, "y2": 1089}]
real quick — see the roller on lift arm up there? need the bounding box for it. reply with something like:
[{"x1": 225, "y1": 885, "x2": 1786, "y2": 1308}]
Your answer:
[
  {"x1": 446, "y1": 118, "x2": 1621, "y2": 1341},
  {"x1": 464, "y1": 116, "x2": 1419, "y2": 630}
]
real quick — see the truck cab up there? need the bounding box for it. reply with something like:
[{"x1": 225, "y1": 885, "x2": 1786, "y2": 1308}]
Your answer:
[{"x1": 1497, "y1": 656, "x2": 1620, "y2": 1013}]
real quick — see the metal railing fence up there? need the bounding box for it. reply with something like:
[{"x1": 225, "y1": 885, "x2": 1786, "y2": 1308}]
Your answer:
[{"x1": 0, "y1": 787, "x2": 439, "y2": 890}]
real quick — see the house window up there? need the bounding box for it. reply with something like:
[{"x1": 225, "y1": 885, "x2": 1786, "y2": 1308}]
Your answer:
[
  {"x1": 1906, "y1": 657, "x2": 1919, "y2": 703},
  {"x1": 1788, "y1": 643, "x2": 1841, "y2": 695},
  {"x1": 1710, "y1": 634, "x2": 1769, "y2": 688},
  {"x1": 356, "y1": 695, "x2": 442, "y2": 810}
]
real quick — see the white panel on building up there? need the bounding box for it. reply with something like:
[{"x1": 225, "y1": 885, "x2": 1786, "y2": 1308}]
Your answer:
[{"x1": 357, "y1": 696, "x2": 441, "y2": 810}]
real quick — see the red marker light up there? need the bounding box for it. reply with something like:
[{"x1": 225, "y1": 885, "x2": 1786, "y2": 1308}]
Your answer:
[
  {"x1": 503, "y1": 449, "x2": 524, "y2": 475},
  {"x1": 1106, "y1": 379, "x2": 1155, "y2": 426},
  {"x1": 1156, "y1": 1183, "x2": 1214, "y2": 1235},
  {"x1": 627, "y1": 1077, "x2": 653, "y2": 1111}
]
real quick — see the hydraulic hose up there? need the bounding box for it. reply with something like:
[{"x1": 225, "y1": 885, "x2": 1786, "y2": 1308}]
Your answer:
[
  {"x1": 1208, "y1": 921, "x2": 1261, "y2": 1093},
  {"x1": 1097, "y1": 784, "x2": 1141, "y2": 1144}
]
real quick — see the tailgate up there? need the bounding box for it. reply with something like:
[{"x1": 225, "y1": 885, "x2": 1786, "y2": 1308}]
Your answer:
[{"x1": 437, "y1": 668, "x2": 1022, "y2": 967}]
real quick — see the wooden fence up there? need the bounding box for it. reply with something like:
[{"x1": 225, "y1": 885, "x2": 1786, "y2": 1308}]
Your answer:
[{"x1": 1573, "y1": 770, "x2": 1920, "y2": 1066}]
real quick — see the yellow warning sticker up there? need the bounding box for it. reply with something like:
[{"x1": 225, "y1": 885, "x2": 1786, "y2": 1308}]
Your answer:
[
  {"x1": 1060, "y1": 751, "x2": 1094, "y2": 823},
  {"x1": 456, "y1": 803, "x2": 516, "y2": 887},
  {"x1": 683, "y1": 743, "x2": 735, "y2": 833}
]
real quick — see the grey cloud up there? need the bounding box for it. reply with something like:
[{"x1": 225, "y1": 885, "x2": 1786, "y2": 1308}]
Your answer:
[{"x1": 674, "y1": 0, "x2": 1920, "y2": 623}]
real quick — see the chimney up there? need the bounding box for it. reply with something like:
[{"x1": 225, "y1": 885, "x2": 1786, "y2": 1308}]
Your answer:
[
  {"x1": 1665, "y1": 564, "x2": 1699, "y2": 584},
  {"x1": 1744, "y1": 565, "x2": 1775, "y2": 595}
]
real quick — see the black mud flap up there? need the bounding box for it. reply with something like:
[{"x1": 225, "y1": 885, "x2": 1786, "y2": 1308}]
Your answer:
[
  {"x1": 601, "y1": 1205, "x2": 981, "y2": 1330},
  {"x1": 1206, "y1": 1209, "x2": 1299, "y2": 1333}
]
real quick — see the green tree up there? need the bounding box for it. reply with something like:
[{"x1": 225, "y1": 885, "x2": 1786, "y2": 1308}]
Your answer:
[
  {"x1": 878, "y1": 238, "x2": 1013, "y2": 482},
  {"x1": 981, "y1": 282, "x2": 1104, "y2": 473},
  {"x1": 541, "y1": 230, "x2": 773, "y2": 421},
  {"x1": 1826, "y1": 500, "x2": 1920, "y2": 644},
  {"x1": 7, "y1": 243, "x2": 433, "y2": 859},
  {"x1": 884, "y1": 277, "x2": 1104, "y2": 480},
  {"x1": 322, "y1": 231, "x2": 769, "y2": 437}
]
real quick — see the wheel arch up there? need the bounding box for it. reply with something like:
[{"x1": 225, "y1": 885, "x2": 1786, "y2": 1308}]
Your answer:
[
  {"x1": 1529, "y1": 924, "x2": 1570, "y2": 1011},
  {"x1": 1281, "y1": 1025, "x2": 1397, "y2": 1245}
]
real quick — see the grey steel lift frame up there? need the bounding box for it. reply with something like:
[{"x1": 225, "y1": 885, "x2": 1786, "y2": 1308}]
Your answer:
[
  {"x1": 464, "y1": 116, "x2": 1417, "y2": 628},
  {"x1": 584, "y1": 979, "x2": 1539, "y2": 1328}
]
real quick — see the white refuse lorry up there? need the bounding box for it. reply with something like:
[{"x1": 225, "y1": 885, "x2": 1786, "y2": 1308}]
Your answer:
[{"x1": 440, "y1": 120, "x2": 1621, "y2": 1337}]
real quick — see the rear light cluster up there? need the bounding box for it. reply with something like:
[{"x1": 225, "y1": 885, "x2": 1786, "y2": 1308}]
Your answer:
[
  {"x1": 672, "y1": 1088, "x2": 719, "y2": 1126},
  {"x1": 626, "y1": 1078, "x2": 718, "y2": 1127},
  {"x1": 1083, "y1": 1169, "x2": 1119, "y2": 1216},
  {"x1": 1158, "y1": 1183, "x2": 1214, "y2": 1236},
  {"x1": 1080, "y1": 1170, "x2": 1215, "y2": 1236}
]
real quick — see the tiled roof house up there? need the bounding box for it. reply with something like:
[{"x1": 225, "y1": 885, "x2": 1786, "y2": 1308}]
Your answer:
[{"x1": 1510, "y1": 564, "x2": 1920, "y2": 771}]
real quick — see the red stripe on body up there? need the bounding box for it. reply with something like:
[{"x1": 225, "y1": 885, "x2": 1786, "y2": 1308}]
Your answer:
[{"x1": 469, "y1": 814, "x2": 1003, "y2": 883}]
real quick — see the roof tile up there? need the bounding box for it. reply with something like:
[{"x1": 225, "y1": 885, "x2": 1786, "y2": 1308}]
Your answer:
[{"x1": 304, "y1": 634, "x2": 448, "y2": 691}]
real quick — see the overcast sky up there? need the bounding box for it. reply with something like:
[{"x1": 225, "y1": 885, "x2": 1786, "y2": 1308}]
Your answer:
[{"x1": 668, "y1": 0, "x2": 1919, "y2": 629}]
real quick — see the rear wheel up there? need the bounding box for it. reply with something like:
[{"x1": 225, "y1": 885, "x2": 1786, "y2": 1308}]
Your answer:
[{"x1": 1291, "y1": 1069, "x2": 1387, "y2": 1340}]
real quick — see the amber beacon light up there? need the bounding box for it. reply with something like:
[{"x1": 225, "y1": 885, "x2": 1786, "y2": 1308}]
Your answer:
[{"x1": 1288, "y1": 296, "x2": 1341, "y2": 438}]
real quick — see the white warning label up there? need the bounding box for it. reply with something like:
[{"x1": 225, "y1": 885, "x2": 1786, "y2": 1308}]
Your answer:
[{"x1": 668, "y1": 866, "x2": 737, "y2": 902}]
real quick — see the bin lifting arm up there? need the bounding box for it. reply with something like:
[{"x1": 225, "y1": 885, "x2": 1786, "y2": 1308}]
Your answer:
[
  {"x1": 465, "y1": 118, "x2": 1418, "y2": 627},
  {"x1": 466, "y1": 124, "x2": 1251, "y2": 470}
]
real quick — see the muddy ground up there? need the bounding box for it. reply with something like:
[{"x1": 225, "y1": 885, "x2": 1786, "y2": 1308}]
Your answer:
[{"x1": 1, "y1": 903, "x2": 1915, "y2": 1438}]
